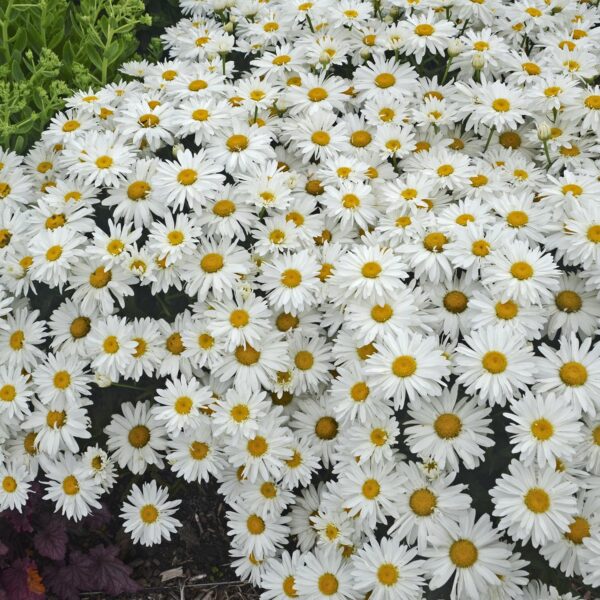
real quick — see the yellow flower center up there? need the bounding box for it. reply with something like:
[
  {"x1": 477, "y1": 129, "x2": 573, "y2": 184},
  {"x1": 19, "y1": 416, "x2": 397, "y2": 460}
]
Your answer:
[
  {"x1": 342, "y1": 194, "x2": 360, "y2": 209},
  {"x1": 226, "y1": 135, "x2": 249, "y2": 152},
  {"x1": 559, "y1": 361, "x2": 587, "y2": 386},
  {"x1": 362, "y1": 478, "x2": 380, "y2": 499},
  {"x1": 53, "y1": 371, "x2": 71, "y2": 390},
  {"x1": 62, "y1": 475, "x2": 80, "y2": 496},
  {"x1": 392, "y1": 355, "x2": 417, "y2": 378},
  {"x1": 587, "y1": 225, "x2": 600, "y2": 243},
  {"x1": 174, "y1": 396, "x2": 193, "y2": 415},
  {"x1": 423, "y1": 232, "x2": 447, "y2": 252},
  {"x1": 128, "y1": 425, "x2": 150, "y2": 448},
  {"x1": 247, "y1": 436, "x2": 268, "y2": 457},
  {"x1": 188, "y1": 79, "x2": 208, "y2": 92},
  {"x1": 437, "y1": 164, "x2": 454, "y2": 177},
  {"x1": 103, "y1": 335, "x2": 119, "y2": 354},
  {"x1": 375, "y1": 73, "x2": 396, "y2": 88},
  {"x1": 47, "y1": 410, "x2": 66, "y2": 428},
  {"x1": 138, "y1": 113, "x2": 160, "y2": 128},
  {"x1": 281, "y1": 268, "x2": 302, "y2": 288},
  {"x1": 350, "y1": 130, "x2": 372, "y2": 148},
  {"x1": 522, "y1": 62, "x2": 541, "y2": 75},
  {"x1": 315, "y1": 416, "x2": 338, "y2": 440},
  {"x1": 45, "y1": 214, "x2": 66, "y2": 230},
  {"x1": 472, "y1": 240, "x2": 490, "y2": 257},
  {"x1": 449, "y1": 539, "x2": 478, "y2": 568},
  {"x1": 350, "y1": 382, "x2": 369, "y2": 402},
  {"x1": 192, "y1": 108, "x2": 210, "y2": 121},
  {"x1": 166, "y1": 332, "x2": 184, "y2": 355},
  {"x1": 357, "y1": 343, "x2": 376, "y2": 361},
  {"x1": 2, "y1": 476, "x2": 17, "y2": 493},
  {"x1": 443, "y1": 291, "x2": 468, "y2": 313},
  {"x1": 276, "y1": 312, "x2": 299, "y2": 332},
  {"x1": 555, "y1": 290, "x2": 581, "y2": 313},
  {"x1": 361, "y1": 261, "x2": 382, "y2": 279},
  {"x1": 371, "y1": 303, "x2": 393, "y2": 322},
  {"x1": 530, "y1": 418, "x2": 554, "y2": 441},
  {"x1": 45, "y1": 245, "x2": 63, "y2": 262},
  {"x1": 415, "y1": 23, "x2": 434, "y2": 36},
  {"x1": 0, "y1": 384, "x2": 16, "y2": 402},
  {"x1": 524, "y1": 488, "x2": 550, "y2": 513},
  {"x1": 9, "y1": 330, "x2": 25, "y2": 350},
  {"x1": 377, "y1": 563, "x2": 399, "y2": 586},
  {"x1": 212, "y1": 199, "x2": 236, "y2": 217},
  {"x1": 201, "y1": 253, "x2": 224, "y2": 273},
  {"x1": 133, "y1": 338, "x2": 147, "y2": 358},
  {"x1": 190, "y1": 441, "x2": 209, "y2": 460},
  {"x1": 235, "y1": 344, "x2": 261, "y2": 365},
  {"x1": 62, "y1": 120, "x2": 80, "y2": 132},
  {"x1": 565, "y1": 516, "x2": 590, "y2": 544},
  {"x1": 308, "y1": 87, "x2": 328, "y2": 102},
  {"x1": 456, "y1": 213, "x2": 475, "y2": 226},
  {"x1": 370, "y1": 428, "x2": 388, "y2": 446},
  {"x1": 584, "y1": 95, "x2": 600, "y2": 110},
  {"x1": 140, "y1": 504, "x2": 159, "y2": 524},
  {"x1": 482, "y1": 351, "x2": 507, "y2": 374},
  {"x1": 230, "y1": 404, "x2": 250, "y2": 423},
  {"x1": 434, "y1": 413, "x2": 462, "y2": 439},
  {"x1": 507, "y1": 210, "x2": 528, "y2": 228},
  {"x1": 127, "y1": 181, "x2": 151, "y2": 200},
  {"x1": 409, "y1": 488, "x2": 437, "y2": 516},
  {"x1": 282, "y1": 575, "x2": 298, "y2": 597},
  {"x1": 495, "y1": 300, "x2": 518, "y2": 320},
  {"x1": 510, "y1": 261, "x2": 533, "y2": 280},
  {"x1": 177, "y1": 169, "x2": 197, "y2": 186},
  {"x1": 89, "y1": 266, "x2": 112, "y2": 288},
  {"x1": 318, "y1": 573, "x2": 339, "y2": 596},
  {"x1": 295, "y1": 350, "x2": 314, "y2": 371},
  {"x1": 311, "y1": 131, "x2": 330, "y2": 146}
]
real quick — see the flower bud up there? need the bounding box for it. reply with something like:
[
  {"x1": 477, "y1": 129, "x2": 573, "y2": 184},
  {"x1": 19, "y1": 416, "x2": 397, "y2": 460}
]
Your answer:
[
  {"x1": 472, "y1": 52, "x2": 485, "y2": 71},
  {"x1": 448, "y1": 39, "x2": 464, "y2": 57},
  {"x1": 537, "y1": 121, "x2": 552, "y2": 141},
  {"x1": 94, "y1": 372, "x2": 112, "y2": 388}
]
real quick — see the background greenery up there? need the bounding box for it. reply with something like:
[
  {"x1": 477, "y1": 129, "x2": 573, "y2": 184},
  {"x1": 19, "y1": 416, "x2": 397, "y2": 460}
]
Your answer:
[{"x1": 0, "y1": 0, "x2": 181, "y2": 153}]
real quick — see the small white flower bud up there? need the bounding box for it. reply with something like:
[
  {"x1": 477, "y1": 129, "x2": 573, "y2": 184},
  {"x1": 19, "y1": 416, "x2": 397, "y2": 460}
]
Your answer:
[
  {"x1": 448, "y1": 39, "x2": 464, "y2": 57},
  {"x1": 472, "y1": 52, "x2": 485, "y2": 71},
  {"x1": 537, "y1": 121, "x2": 552, "y2": 141},
  {"x1": 95, "y1": 372, "x2": 112, "y2": 388}
]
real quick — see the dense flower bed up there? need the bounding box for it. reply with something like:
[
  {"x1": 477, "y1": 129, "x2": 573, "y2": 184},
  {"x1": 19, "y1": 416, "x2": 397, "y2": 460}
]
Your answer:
[{"x1": 1, "y1": 0, "x2": 600, "y2": 598}]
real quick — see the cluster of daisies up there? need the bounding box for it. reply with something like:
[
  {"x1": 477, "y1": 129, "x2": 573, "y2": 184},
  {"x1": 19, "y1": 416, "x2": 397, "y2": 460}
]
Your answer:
[{"x1": 1, "y1": 0, "x2": 600, "y2": 597}]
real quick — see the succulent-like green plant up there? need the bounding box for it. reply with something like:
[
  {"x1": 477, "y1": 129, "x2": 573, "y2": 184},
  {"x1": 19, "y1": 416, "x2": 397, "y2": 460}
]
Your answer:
[{"x1": 0, "y1": 0, "x2": 157, "y2": 153}]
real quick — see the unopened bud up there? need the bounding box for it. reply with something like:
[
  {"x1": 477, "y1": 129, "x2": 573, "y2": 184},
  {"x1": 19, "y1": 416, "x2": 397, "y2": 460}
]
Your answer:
[
  {"x1": 360, "y1": 48, "x2": 372, "y2": 60},
  {"x1": 94, "y1": 372, "x2": 112, "y2": 388},
  {"x1": 172, "y1": 143, "x2": 184, "y2": 158},
  {"x1": 223, "y1": 21, "x2": 234, "y2": 33},
  {"x1": 472, "y1": 52, "x2": 485, "y2": 71},
  {"x1": 537, "y1": 121, "x2": 552, "y2": 141},
  {"x1": 319, "y1": 51, "x2": 331, "y2": 66},
  {"x1": 448, "y1": 39, "x2": 464, "y2": 57}
]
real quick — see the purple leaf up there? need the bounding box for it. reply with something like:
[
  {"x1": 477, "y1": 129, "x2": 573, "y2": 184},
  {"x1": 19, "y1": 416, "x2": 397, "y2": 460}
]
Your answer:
[
  {"x1": 34, "y1": 519, "x2": 67, "y2": 561},
  {"x1": 42, "y1": 563, "x2": 81, "y2": 600},
  {"x1": 1, "y1": 558, "x2": 45, "y2": 599},
  {"x1": 82, "y1": 545, "x2": 140, "y2": 595}
]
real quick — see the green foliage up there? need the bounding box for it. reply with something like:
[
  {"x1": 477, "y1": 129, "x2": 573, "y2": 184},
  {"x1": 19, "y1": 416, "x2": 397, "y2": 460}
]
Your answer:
[{"x1": 0, "y1": 0, "x2": 155, "y2": 152}]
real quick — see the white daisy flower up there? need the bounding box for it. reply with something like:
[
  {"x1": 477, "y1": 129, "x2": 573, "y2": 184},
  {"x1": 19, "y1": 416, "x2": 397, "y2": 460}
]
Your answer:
[{"x1": 120, "y1": 480, "x2": 182, "y2": 546}]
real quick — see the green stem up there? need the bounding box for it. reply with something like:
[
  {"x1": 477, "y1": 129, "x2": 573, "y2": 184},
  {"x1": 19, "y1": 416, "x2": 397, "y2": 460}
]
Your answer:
[
  {"x1": 440, "y1": 57, "x2": 453, "y2": 85},
  {"x1": 1, "y1": 0, "x2": 13, "y2": 62},
  {"x1": 483, "y1": 125, "x2": 495, "y2": 152},
  {"x1": 100, "y1": 25, "x2": 113, "y2": 84},
  {"x1": 305, "y1": 13, "x2": 315, "y2": 33},
  {"x1": 542, "y1": 140, "x2": 553, "y2": 169}
]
